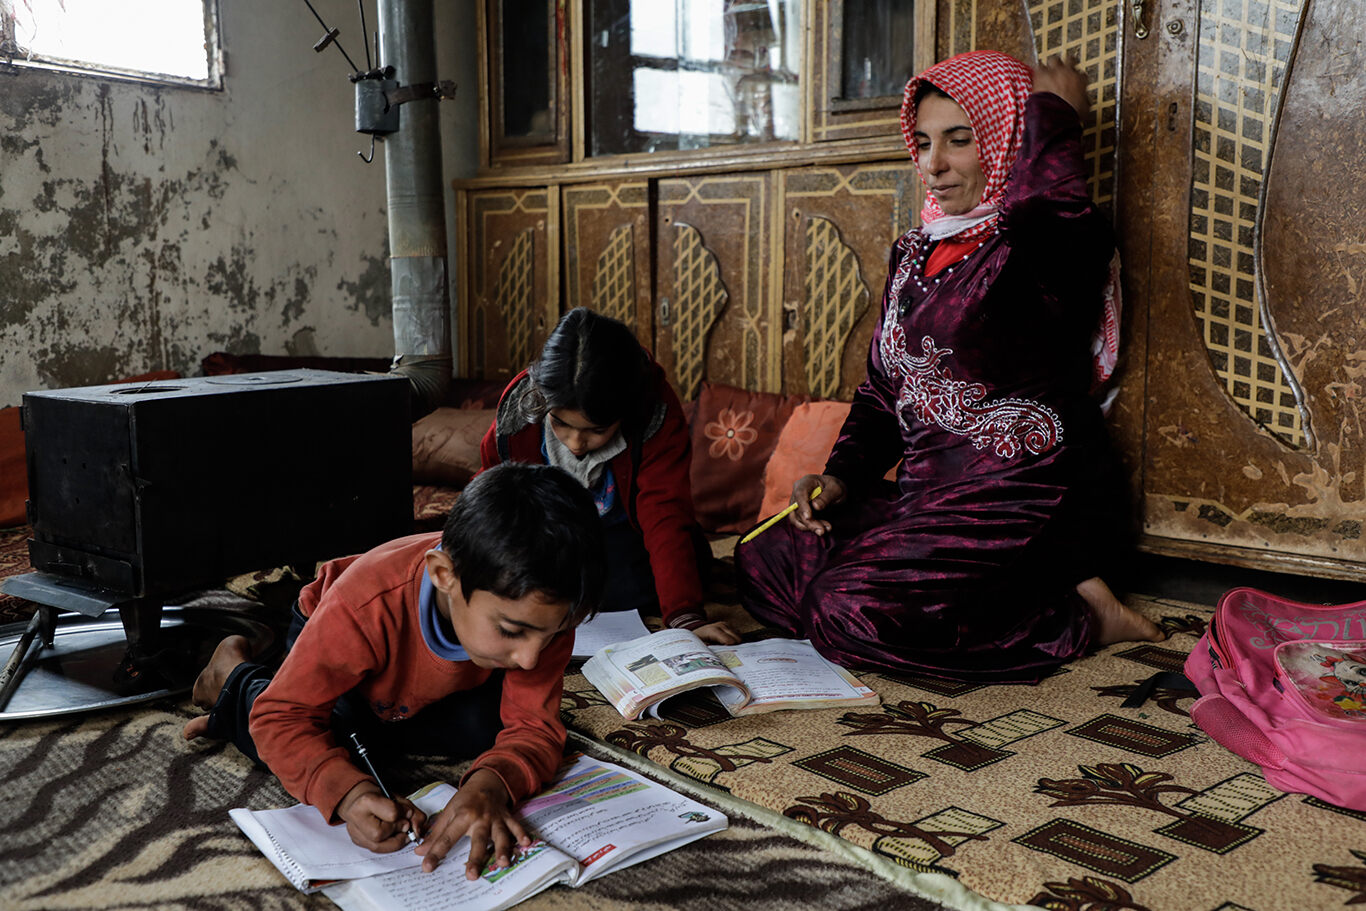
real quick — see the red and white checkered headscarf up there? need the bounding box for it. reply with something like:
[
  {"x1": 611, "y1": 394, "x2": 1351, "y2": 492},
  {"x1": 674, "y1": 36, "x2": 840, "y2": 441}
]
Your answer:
[{"x1": 900, "y1": 51, "x2": 1033, "y2": 241}]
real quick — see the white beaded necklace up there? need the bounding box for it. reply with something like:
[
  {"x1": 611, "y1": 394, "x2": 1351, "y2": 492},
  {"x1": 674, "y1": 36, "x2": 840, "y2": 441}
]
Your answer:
[{"x1": 908, "y1": 226, "x2": 997, "y2": 297}]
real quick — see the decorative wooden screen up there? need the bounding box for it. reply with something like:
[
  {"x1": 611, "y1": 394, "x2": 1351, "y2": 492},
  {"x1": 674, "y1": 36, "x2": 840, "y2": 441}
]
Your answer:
[
  {"x1": 465, "y1": 188, "x2": 555, "y2": 382},
  {"x1": 780, "y1": 162, "x2": 918, "y2": 400},
  {"x1": 656, "y1": 174, "x2": 778, "y2": 398},
  {"x1": 1026, "y1": 0, "x2": 1119, "y2": 211},
  {"x1": 563, "y1": 181, "x2": 651, "y2": 342},
  {"x1": 1186, "y1": 0, "x2": 1309, "y2": 447}
]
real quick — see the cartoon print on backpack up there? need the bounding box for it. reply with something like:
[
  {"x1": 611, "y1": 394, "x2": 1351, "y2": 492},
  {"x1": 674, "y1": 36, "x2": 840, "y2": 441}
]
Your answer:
[{"x1": 1274, "y1": 641, "x2": 1366, "y2": 721}]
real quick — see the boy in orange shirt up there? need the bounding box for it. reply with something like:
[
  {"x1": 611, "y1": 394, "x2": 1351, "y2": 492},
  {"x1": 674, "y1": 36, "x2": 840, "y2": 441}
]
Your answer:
[{"x1": 182, "y1": 463, "x2": 605, "y2": 879}]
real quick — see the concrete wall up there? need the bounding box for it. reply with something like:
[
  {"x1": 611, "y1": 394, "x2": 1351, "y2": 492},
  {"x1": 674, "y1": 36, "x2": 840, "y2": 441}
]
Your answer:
[{"x1": 0, "y1": 0, "x2": 478, "y2": 408}]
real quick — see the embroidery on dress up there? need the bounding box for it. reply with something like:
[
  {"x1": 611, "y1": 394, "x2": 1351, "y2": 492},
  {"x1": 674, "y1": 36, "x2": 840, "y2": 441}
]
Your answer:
[
  {"x1": 886, "y1": 232, "x2": 920, "y2": 309},
  {"x1": 879, "y1": 303, "x2": 1062, "y2": 458}
]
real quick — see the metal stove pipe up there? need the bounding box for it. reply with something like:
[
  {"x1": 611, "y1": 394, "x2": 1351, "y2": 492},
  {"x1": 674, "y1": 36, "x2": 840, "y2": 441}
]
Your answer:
[{"x1": 379, "y1": 0, "x2": 450, "y2": 417}]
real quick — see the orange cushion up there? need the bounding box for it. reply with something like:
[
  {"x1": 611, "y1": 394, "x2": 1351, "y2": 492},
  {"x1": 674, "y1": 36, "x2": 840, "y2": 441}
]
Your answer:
[
  {"x1": 412, "y1": 407, "x2": 495, "y2": 486},
  {"x1": 0, "y1": 406, "x2": 26, "y2": 529},
  {"x1": 758, "y1": 401, "x2": 853, "y2": 519}
]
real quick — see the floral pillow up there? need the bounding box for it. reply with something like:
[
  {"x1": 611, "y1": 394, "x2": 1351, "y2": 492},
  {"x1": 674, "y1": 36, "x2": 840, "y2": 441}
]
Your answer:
[{"x1": 688, "y1": 382, "x2": 808, "y2": 534}]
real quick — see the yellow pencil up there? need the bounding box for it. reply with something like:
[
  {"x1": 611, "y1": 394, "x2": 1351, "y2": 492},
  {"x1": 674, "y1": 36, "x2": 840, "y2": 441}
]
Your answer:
[{"x1": 739, "y1": 485, "x2": 823, "y2": 544}]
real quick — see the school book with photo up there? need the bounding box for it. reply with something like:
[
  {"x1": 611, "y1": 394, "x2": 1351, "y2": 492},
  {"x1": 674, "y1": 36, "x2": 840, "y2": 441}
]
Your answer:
[
  {"x1": 230, "y1": 754, "x2": 727, "y2": 910},
  {"x1": 581, "y1": 628, "x2": 880, "y2": 721}
]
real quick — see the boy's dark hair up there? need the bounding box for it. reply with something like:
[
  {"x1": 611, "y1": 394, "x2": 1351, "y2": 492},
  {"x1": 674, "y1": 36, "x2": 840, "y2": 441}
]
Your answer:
[
  {"x1": 525, "y1": 307, "x2": 654, "y2": 432},
  {"x1": 442, "y1": 462, "x2": 606, "y2": 625}
]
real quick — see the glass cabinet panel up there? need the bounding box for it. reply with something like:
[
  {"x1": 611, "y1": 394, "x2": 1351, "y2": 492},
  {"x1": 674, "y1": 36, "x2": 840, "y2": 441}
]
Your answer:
[
  {"x1": 810, "y1": 0, "x2": 930, "y2": 142},
  {"x1": 499, "y1": 0, "x2": 555, "y2": 141},
  {"x1": 487, "y1": 0, "x2": 568, "y2": 164},
  {"x1": 587, "y1": 0, "x2": 802, "y2": 156},
  {"x1": 838, "y1": 0, "x2": 917, "y2": 103}
]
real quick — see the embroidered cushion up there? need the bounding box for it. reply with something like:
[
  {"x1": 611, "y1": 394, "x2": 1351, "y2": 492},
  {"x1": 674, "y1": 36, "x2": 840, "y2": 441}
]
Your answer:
[
  {"x1": 0, "y1": 407, "x2": 25, "y2": 528},
  {"x1": 689, "y1": 382, "x2": 807, "y2": 533}
]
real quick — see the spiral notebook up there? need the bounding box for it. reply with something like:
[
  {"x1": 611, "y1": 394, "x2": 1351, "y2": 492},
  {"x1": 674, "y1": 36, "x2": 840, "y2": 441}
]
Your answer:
[
  {"x1": 228, "y1": 785, "x2": 450, "y2": 892},
  {"x1": 231, "y1": 756, "x2": 727, "y2": 908}
]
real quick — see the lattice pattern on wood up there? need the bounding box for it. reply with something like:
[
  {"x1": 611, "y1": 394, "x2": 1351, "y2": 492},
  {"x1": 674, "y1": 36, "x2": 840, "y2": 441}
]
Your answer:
[
  {"x1": 803, "y1": 216, "x2": 870, "y2": 399},
  {"x1": 671, "y1": 222, "x2": 729, "y2": 401},
  {"x1": 1027, "y1": 0, "x2": 1119, "y2": 210},
  {"x1": 592, "y1": 224, "x2": 636, "y2": 328},
  {"x1": 1187, "y1": 0, "x2": 1307, "y2": 446},
  {"x1": 495, "y1": 228, "x2": 537, "y2": 369}
]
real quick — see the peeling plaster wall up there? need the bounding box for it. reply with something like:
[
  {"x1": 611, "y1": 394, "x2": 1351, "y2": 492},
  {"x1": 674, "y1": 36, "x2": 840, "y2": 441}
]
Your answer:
[{"x1": 0, "y1": 2, "x2": 477, "y2": 407}]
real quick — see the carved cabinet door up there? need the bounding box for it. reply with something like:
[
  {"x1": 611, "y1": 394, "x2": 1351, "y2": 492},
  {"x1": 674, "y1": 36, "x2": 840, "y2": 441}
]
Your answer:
[
  {"x1": 561, "y1": 181, "x2": 653, "y2": 347},
  {"x1": 779, "y1": 163, "x2": 919, "y2": 401},
  {"x1": 461, "y1": 187, "x2": 559, "y2": 383},
  {"x1": 654, "y1": 173, "x2": 782, "y2": 401},
  {"x1": 1117, "y1": 0, "x2": 1366, "y2": 577}
]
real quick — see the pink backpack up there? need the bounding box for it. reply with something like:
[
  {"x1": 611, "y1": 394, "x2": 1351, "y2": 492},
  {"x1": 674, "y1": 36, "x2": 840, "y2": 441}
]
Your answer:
[{"x1": 1184, "y1": 586, "x2": 1366, "y2": 811}]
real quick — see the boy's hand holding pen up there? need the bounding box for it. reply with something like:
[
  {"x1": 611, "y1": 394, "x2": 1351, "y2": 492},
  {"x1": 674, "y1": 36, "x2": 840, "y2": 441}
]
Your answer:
[{"x1": 339, "y1": 733, "x2": 423, "y2": 849}]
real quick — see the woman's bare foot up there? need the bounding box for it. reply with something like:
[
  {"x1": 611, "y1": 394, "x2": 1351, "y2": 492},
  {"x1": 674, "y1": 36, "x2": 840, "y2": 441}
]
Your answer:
[
  {"x1": 182, "y1": 635, "x2": 252, "y2": 741},
  {"x1": 1077, "y1": 577, "x2": 1165, "y2": 647}
]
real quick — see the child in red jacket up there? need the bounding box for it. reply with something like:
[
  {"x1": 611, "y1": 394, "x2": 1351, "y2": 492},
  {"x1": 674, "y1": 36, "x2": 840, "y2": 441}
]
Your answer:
[
  {"x1": 481, "y1": 308, "x2": 738, "y2": 645},
  {"x1": 182, "y1": 463, "x2": 605, "y2": 880}
]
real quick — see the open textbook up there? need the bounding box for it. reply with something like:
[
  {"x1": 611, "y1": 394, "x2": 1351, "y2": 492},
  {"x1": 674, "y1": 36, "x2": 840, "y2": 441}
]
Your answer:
[
  {"x1": 581, "y1": 629, "x2": 879, "y2": 721},
  {"x1": 230, "y1": 755, "x2": 726, "y2": 911}
]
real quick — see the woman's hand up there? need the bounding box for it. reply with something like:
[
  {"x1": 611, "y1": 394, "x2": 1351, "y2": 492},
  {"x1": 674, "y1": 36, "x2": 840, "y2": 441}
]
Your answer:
[
  {"x1": 691, "y1": 620, "x2": 742, "y2": 645},
  {"x1": 788, "y1": 474, "x2": 847, "y2": 536},
  {"x1": 414, "y1": 768, "x2": 530, "y2": 879},
  {"x1": 1032, "y1": 53, "x2": 1090, "y2": 119},
  {"x1": 337, "y1": 780, "x2": 426, "y2": 853}
]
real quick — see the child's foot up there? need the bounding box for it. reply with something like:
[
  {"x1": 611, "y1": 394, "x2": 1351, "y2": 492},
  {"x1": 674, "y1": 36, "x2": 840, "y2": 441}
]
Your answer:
[
  {"x1": 1076, "y1": 577, "x2": 1165, "y2": 647},
  {"x1": 182, "y1": 635, "x2": 252, "y2": 741}
]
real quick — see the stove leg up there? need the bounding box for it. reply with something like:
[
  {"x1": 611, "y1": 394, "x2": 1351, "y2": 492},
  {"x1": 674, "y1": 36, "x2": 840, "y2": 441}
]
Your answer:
[
  {"x1": 114, "y1": 599, "x2": 165, "y2": 686},
  {"x1": 0, "y1": 606, "x2": 56, "y2": 711}
]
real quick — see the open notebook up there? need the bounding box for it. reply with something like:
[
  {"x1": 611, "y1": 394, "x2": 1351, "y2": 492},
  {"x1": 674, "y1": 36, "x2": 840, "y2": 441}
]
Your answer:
[{"x1": 231, "y1": 754, "x2": 727, "y2": 910}]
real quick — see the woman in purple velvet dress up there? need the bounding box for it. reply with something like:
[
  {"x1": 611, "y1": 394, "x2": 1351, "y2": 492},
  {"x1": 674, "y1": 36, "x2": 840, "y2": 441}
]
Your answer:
[{"x1": 735, "y1": 52, "x2": 1162, "y2": 682}]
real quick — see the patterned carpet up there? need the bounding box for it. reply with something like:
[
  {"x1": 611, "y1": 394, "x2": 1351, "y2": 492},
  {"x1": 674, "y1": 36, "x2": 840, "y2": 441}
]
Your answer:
[
  {"x1": 0, "y1": 515, "x2": 943, "y2": 911},
  {"x1": 0, "y1": 692, "x2": 942, "y2": 911},
  {"x1": 4, "y1": 520, "x2": 1365, "y2": 910},
  {"x1": 560, "y1": 544, "x2": 1366, "y2": 911}
]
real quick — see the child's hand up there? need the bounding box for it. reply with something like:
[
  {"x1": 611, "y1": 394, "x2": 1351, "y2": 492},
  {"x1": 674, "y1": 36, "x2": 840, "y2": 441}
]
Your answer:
[
  {"x1": 414, "y1": 768, "x2": 531, "y2": 879},
  {"x1": 336, "y1": 781, "x2": 427, "y2": 852},
  {"x1": 692, "y1": 621, "x2": 742, "y2": 645}
]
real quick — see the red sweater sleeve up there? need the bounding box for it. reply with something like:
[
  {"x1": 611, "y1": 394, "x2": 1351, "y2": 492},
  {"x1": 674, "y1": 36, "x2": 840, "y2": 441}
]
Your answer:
[
  {"x1": 463, "y1": 631, "x2": 572, "y2": 802},
  {"x1": 629, "y1": 382, "x2": 706, "y2": 629},
  {"x1": 249, "y1": 589, "x2": 389, "y2": 822}
]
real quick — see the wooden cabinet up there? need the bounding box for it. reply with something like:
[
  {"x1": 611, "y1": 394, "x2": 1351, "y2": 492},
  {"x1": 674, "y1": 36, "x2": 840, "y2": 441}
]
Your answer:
[
  {"x1": 459, "y1": 187, "x2": 559, "y2": 383},
  {"x1": 1115, "y1": 0, "x2": 1366, "y2": 578},
  {"x1": 562, "y1": 180, "x2": 652, "y2": 339},
  {"x1": 779, "y1": 163, "x2": 919, "y2": 400},
  {"x1": 459, "y1": 0, "x2": 934, "y2": 401},
  {"x1": 456, "y1": 0, "x2": 1363, "y2": 578}
]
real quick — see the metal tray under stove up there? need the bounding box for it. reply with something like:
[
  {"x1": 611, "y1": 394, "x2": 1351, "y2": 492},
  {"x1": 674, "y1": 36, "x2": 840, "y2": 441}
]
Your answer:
[{"x1": 0, "y1": 607, "x2": 276, "y2": 722}]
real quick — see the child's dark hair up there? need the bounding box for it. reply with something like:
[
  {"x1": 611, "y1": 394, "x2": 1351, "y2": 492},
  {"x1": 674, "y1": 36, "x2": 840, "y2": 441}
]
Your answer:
[
  {"x1": 525, "y1": 307, "x2": 654, "y2": 431},
  {"x1": 442, "y1": 463, "x2": 606, "y2": 625}
]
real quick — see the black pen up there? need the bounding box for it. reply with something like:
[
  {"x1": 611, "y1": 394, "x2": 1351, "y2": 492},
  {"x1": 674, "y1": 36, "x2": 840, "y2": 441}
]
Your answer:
[{"x1": 350, "y1": 732, "x2": 418, "y2": 844}]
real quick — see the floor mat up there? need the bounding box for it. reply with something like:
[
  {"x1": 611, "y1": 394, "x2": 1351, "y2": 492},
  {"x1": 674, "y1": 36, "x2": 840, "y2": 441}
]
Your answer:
[
  {"x1": 0, "y1": 688, "x2": 946, "y2": 911},
  {"x1": 561, "y1": 592, "x2": 1366, "y2": 911}
]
